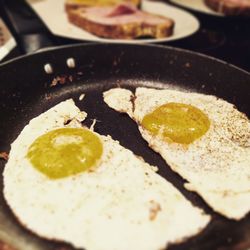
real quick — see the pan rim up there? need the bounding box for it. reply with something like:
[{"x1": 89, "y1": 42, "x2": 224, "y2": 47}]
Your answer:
[{"x1": 0, "y1": 43, "x2": 250, "y2": 77}]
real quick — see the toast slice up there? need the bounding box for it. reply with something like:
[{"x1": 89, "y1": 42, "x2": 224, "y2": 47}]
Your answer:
[
  {"x1": 204, "y1": 0, "x2": 250, "y2": 16},
  {"x1": 65, "y1": 0, "x2": 141, "y2": 11},
  {"x1": 66, "y1": 3, "x2": 174, "y2": 39}
]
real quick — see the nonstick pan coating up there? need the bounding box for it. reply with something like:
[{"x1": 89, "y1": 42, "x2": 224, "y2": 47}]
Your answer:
[{"x1": 0, "y1": 44, "x2": 249, "y2": 250}]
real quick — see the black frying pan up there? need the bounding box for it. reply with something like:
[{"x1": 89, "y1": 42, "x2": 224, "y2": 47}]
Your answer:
[{"x1": 0, "y1": 43, "x2": 250, "y2": 250}]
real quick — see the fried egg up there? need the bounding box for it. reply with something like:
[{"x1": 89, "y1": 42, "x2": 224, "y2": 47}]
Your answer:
[
  {"x1": 3, "y1": 99, "x2": 210, "y2": 250},
  {"x1": 103, "y1": 87, "x2": 250, "y2": 220}
]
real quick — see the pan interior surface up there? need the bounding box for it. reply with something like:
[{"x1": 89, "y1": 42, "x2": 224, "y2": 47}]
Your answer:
[{"x1": 0, "y1": 44, "x2": 249, "y2": 250}]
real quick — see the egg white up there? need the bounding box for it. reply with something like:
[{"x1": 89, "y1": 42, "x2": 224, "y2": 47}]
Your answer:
[
  {"x1": 3, "y1": 99, "x2": 210, "y2": 250},
  {"x1": 104, "y1": 87, "x2": 250, "y2": 220}
]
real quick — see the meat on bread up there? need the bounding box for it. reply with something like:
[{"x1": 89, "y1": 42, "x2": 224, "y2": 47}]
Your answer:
[
  {"x1": 65, "y1": 0, "x2": 141, "y2": 11},
  {"x1": 66, "y1": 3, "x2": 174, "y2": 39}
]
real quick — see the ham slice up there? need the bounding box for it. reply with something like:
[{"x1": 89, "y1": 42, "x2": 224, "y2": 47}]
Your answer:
[
  {"x1": 65, "y1": 0, "x2": 141, "y2": 11},
  {"x1": 66, "y1": 3, "x2": 174, "y2": 39}
]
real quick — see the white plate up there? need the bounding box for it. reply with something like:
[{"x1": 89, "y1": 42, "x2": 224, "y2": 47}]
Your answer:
[
  {"x1": 0, "y1": 18, "x2": 16, "y2": 61},
  {"x1": 170, "y1": 0, "x2": 224, "y2": 16},
  {"x1": 26, "y1": 0, "x2": 200, "y2": 44}
]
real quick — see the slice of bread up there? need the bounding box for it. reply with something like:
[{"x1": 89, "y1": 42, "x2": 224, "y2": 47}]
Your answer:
[
  {"x1": 66, "y1": 3, "x2": 174, "y2": 39},
  {"x1": 65, "y1": 0, "x2": 141, "y2": 11},
  {"x1": 204, "y1": 0, "x2": 250, "y2": 16}
]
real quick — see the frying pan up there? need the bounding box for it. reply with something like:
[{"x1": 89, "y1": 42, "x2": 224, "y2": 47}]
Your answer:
[
  {"x1": 0, "y1": 43, "x2": 250, "y2": 250},
  {"x1": 1, "y1": 0, "x2": 250, "y2": 249}
]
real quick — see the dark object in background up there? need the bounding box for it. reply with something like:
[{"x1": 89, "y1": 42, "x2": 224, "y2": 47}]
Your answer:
[
  {"x1": 0, "y1": 0, "x2": 55, "y2": 54},
  {"x1": 166, "y1": 0, "x2": 250, "y2": 72},
  {"x1": 204, "y1": 0, "x2": 250, "y2": 17}
]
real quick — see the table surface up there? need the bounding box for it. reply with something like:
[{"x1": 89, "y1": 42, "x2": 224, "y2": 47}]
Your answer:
[{"x1": 1, "y1": 0, "x2": 250, "y2": 72}]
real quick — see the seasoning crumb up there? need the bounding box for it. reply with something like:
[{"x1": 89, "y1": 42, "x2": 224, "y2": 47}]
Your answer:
[
  {"x1": 79, "y1": 94, "x2": 85, "y2": 101},
  {"x1": 149, "y1": 200, "x2": 161, "y2": 221},
  {"x1": 0, "y1": 152, "x2": 8, "y2": 161},
  {"x1": 50, "y1": 75, "x2": 74, "y2": 87},
  {"x1": 50, "y1": 77, "x2": 59, "y2": 87},
  {"x1": 45, "y1": 93, "x2": 52, "y2": 100}
]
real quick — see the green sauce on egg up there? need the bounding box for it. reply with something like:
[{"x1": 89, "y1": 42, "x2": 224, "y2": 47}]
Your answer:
[
  {"x1": 142, "y1": 103, "x2": 210, "y2": 144},
  {"x1": 27, "y1": 128, "x2": 103, "y2": 179}
]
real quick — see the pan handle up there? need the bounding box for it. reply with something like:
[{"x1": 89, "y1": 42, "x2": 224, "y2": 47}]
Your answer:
[{"x1": 0, "y1": 0, "x2": 56, "y2": 54}]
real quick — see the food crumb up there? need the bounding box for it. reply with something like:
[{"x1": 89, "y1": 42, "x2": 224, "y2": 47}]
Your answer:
[
  {"x1": 149, "y1": 200, "x2": 161, "y2": 221},
  {"x1": 0, "y1": 152, "x2": 8, "y2": 161},
  {"x1": 50, "y1": 75, "x2": 73, "y2": 87},
  {"x1": 69, "y1": 75, "x2": 73, "y2": 82},
  {"x1": 90, "y1": 119, "x2": 97, "y2": 131},
  {"x1": 79, "y1": 94, "x2": 85, "y2": 101},
  {"x1": 45, "y1": 93, "x2": 52, "y2": 100}
]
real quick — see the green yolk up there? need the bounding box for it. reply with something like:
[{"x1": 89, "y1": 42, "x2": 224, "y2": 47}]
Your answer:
[
  {"x1": 27, "y1": 128, "x2": 103, "y2": 179},
  {"x1": 141, "y1": 103, "x2": 210, "y2": 144}
]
